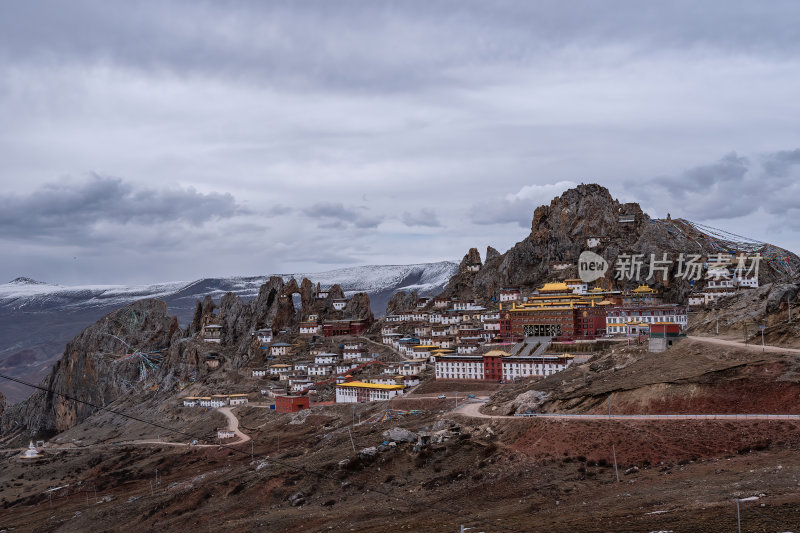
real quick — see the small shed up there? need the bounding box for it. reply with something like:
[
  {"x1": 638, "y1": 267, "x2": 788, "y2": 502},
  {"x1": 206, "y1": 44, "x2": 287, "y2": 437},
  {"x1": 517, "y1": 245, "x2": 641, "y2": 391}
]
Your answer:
[{"x1": 275, "y1": 395, "x2": 310, "y2": 413}]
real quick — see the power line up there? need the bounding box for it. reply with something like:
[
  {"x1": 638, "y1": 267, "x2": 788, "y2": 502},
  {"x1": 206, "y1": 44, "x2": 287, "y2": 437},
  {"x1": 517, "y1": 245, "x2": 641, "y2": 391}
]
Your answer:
[{"x1": 0, "y1": 372, "x2": 492, "y2": 531}]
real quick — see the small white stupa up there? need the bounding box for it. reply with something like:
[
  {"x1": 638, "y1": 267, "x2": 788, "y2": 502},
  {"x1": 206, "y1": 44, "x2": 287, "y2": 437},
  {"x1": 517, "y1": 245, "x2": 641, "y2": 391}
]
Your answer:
[{"x1": 21, "y1": 441, "x2": 41, "y2": 459}]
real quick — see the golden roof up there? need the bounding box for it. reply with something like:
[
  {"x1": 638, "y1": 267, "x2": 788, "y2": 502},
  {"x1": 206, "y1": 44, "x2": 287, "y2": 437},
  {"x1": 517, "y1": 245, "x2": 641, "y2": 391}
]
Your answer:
[
  {"x1": 632, "y1": 285, "x2": 657, "y2": 293},
  {"x1": 539, "y1": 282, "x2": 570, "y2": 292},
  {"x1": 484, "y1": 350, "x2": 511, "y2": 357}
]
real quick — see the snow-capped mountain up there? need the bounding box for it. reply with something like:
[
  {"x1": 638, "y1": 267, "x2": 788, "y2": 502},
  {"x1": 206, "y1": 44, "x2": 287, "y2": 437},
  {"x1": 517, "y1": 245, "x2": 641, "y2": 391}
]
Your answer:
[{"x1": 0, "y1": 261, "x2": 457, "y2": 404}]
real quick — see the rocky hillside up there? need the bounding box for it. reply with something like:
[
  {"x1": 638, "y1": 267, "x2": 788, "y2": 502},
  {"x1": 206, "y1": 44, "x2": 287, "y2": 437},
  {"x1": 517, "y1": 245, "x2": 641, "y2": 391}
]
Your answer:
[
  {"x1": 0, "y1": 275, "x2": 374, "y2": 437},
  {"x1": 0, "y1": 262, "x2": 454, "y2": 403},
  {"x1": 1, "y1": 299, "x2": 179, "y2": 437},
  {"x1": 689, "y1": 282, "x2": 800, "y2": 347},
  {"x1": 490, "y1": 338, "x2": 800, "y2": 417},
  {"x1": 442, "y1": 184, "x2": 799, "y2": 305}
]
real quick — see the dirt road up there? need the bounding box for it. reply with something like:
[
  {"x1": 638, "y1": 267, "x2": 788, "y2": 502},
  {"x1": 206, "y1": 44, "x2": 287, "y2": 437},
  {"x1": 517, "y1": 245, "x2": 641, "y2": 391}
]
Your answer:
[
  {"x1": 454, "y1": 400, "x2": 800, "y2": 421},
  {"x1": 23, "y1": 406, "x2": 253, "y2": 452},
  {"x1": 687, "y1": 335, "x2": 800, "y2": 354},
  {"x1": 216, "y1": 406, "x2": 250, "y2": 444}
]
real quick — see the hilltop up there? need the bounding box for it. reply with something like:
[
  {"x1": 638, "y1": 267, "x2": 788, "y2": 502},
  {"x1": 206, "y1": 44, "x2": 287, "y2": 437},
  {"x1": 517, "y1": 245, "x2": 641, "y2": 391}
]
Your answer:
[{"x1": 439, "y1": 184, "x2": 799, "y2": 306}]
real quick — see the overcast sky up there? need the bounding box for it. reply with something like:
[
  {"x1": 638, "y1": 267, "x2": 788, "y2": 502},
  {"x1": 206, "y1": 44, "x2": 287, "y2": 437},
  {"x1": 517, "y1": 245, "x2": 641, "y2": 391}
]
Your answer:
[{"x1": 2, "y1": 1, "x2": 799, "y2": 285}]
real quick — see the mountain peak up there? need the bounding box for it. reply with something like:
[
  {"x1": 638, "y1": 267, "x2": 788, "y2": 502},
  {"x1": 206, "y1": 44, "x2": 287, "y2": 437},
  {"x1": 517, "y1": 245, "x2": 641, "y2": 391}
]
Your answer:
[{"x1": 7, "y1": 277, "x2": 48, "y2": 286}]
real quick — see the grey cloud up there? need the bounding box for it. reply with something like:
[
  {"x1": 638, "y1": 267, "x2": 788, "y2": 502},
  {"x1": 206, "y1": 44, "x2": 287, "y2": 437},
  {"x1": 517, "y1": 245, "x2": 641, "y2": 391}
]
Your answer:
[
  {"x1": 401, "y1": 208, "x2": 441, "y2": 227},
  {"x1": 635, "y1": 149, "x2": 800, "y2": 222},
  {"x1": 680, "y1": 153, "x2": 750, "y2": 191},
  {"x1": 469, "y1": 182, "x2": 578, "y2": 228},
  {"x1": 469, "y1": 200, "x2": 534, "y2": 228},
  {"x1": 2, "y1": 2, "x2": 800, "y2": 282},
  {"x1": 302, "y1": 202, "x2": 384, "y2": 229},
  {"x1": 302, "y1": 202, "x2": 356, "y2": 220},
  {"x1": 0, "y1": 175, "x2": 242, "y2": 242},
  {"x1": 3, "y1": 1, "x2": 800, "y2": 94},
  {"x1": 267, "y1": 205, "x2": 294, "y2": 217},
  {"x1": 353, "y1": 215, "x2": 384, "y2": 229},
  {"x1": 762, "y1": 149, "x2": 800, "y2": 177}
]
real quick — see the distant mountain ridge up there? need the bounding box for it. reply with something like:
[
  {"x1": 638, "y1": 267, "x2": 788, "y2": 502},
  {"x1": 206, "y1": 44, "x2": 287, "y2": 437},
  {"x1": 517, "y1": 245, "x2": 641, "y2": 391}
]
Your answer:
[{"x1": 0, "y1": 261, "x2": 457, "y2": 403}]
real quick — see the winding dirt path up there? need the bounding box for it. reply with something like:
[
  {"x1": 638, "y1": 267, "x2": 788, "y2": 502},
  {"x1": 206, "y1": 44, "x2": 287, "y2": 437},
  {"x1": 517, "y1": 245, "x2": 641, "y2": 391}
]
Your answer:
[
  {"x1": 13, "y1": 406, "x2": 254, "y2": 453},
  {"x1": 686, "y1": 335, "x2": 800, "y2": 354},
  {"x1": 216, "y1": 406, "x2": 250, "y2": 444},
  {"x1": 453, "y1": 399, "x2": 800, "y2": 421}
]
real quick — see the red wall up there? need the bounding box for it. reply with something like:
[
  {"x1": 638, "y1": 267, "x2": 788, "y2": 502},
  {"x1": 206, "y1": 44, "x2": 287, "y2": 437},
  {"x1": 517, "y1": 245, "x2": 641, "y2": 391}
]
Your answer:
[{"x1": 275, "y1": 396, "x2": 310, "y2": 413}]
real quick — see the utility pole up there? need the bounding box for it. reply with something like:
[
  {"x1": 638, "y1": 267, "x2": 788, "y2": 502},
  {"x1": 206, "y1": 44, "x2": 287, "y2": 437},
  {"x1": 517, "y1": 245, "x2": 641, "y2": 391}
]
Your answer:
[
  {"x1": 251, "y1": 440, "x2": 254, "y2": 462},
  {"x1": 715, "y1": 314, "x2": 719, "y2": 336},
  {"x1": 736, "y1": 498, "x2": 741, "y2": 533},
  {"x1": 455, "y1": 391, "x2": 458, "y2": 410},
  {"x1": 347, "y1": 427, "x2": 356, "y2": 452},
  {"x1": 761, "y1": 325, "x2": 766, "y2": 353},
  {"x1": 612, "y1": 444, "x2": 620, "y2": 482}
]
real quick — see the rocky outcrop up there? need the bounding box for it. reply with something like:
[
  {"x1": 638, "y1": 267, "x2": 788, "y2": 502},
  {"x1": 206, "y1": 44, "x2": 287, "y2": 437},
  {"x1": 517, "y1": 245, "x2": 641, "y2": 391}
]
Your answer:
[
  {"x1": 460, "y1": 248, "x2": 482, "y2": 272},
  {"x1": 327, "y1": 284, "x2": 346, "y2": 301},
  {"x1": 486, "y1": 246, "x2": 501, "y2": 262},
  {"x1": 187, "y1": 295, "x2": 216, "y2": 337},
  {"x1": 382, "y1": 426, "x2": 417, "y2": 443},
  {"x1": 441, "y1": 248, "x2": 484, "y2": 301},
  {"x1": 344, "y1": 292, "x2": 375, "y2": 322},
  {"x1": 0, "y1": 275, "x2": 303, "y2": 437},
  {"x1": 299, "y1": 278, "x2": 315, "y2": 317},
  {"x1": 443, "y1": 184, "x2": 799, "y2": 306},
  {"x1": 386, "y1": 291, "x2": 418, "y2": 315},
  {"x1": 1, "y1": 299, "x2": 177, "y2": 436},
  {"x1": 766, "y1": 284, "x2": 799, "y2": 314},
  {"x1": 0, "y1": 391, "x2": 5, "y2": 417}
]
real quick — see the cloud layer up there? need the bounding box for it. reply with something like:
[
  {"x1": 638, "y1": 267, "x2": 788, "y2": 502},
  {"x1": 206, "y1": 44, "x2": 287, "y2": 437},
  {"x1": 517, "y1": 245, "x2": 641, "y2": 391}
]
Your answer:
[
  {"x1": 0, "y1": 176, "x2": 241, "y2": 243},
  {"x1": 1, "y1": 2, "x2": 799, "y2": 283},
  {"x1": 633, "y1": 151, "x2": 800, "y2": 226}
]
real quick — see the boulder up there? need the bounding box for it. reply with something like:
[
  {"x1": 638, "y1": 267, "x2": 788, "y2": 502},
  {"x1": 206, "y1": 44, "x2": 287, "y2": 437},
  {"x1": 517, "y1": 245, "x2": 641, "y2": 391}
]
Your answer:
[
  {"x1": 359, "y1": 446, "x2": 378, "y2": 459},
  {"x1": 766, "y1": 283, "x2": 799, "y2": 314},
  {"x1": 288, "y1": 492, "x2": 305, "y2": 507},
  {"x1": 382, "y1": 427, "x2": 417, "y2": 443}
]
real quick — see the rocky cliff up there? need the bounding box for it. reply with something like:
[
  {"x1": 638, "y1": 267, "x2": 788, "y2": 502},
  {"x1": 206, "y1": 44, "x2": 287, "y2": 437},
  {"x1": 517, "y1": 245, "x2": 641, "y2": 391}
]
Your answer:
[
  {"x1": 344, "y1": 292, "x2": 375, "y2": 322},
  {"x1": 1, "y1": 299, "x2": 178, "y2": 436},
  {"x1": 444, "y1": 184, "x2": 800, "y2": 304},
  {"x1": 0, "y1": 273, "x2": 378, "y2": 438},
  {"x1": 386, "y1": 291, "x2": 418, "y2": 315}
]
